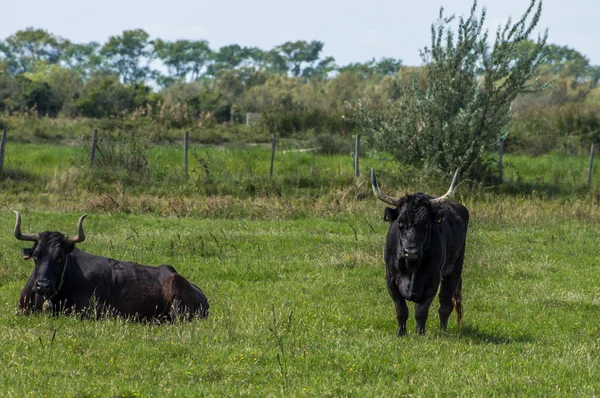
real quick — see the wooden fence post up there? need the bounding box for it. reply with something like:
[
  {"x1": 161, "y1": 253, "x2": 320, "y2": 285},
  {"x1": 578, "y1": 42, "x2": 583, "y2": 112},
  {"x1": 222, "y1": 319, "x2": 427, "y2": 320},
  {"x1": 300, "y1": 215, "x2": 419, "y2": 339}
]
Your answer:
[
  {"x1": 498, "y1": 139, "x2": 504, "y2": 183},
  {"x1": 90, "y1": 129, "x2": 98, "y2": 165},
  {"x1": 184, "y1": 131, "x2": 189, "y2": 176},
  {"x1": 270, "y1": 134, "x2": 277, "y2": 177},
  {"x1": 0, "y1": 125, "x2": 6, "y2": 172},
  {"x1": 354, "y1": 134, "x2": 360, "y2": 177},
  {"x1": 588, "y1": 143, "x2": 595, "y2": 189}
]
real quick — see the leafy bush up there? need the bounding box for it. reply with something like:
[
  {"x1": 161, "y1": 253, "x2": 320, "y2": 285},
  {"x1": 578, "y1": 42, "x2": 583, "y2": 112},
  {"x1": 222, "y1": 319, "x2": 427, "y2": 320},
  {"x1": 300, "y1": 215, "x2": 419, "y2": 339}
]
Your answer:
[
  {"x1": 75, "y1": 73, "x2": 135, "y2": 117},
  {"x1": 348, "y1": 0, "x2": 546, "y2": 181},
  {"x1": 509, "y1": 101, "x2": 600, "y2": 155},
  {"x1": 312, "y1": 132, "x2": 353, "y2": 155},
  {"x1": 17, "y1": 75, "x2": 61, "y2": 116},
  {"x1": 260, "y1": 98, "x2": 347, "y2": 137}
]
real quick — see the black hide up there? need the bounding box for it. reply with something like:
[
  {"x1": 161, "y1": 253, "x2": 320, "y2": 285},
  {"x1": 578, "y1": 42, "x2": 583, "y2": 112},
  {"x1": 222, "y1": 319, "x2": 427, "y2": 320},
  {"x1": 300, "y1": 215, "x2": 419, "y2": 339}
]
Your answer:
[
  {"x1": 383, "y1": 193, "x2": 469, "y2": 335},
  {"x1": 19, "y1": 232, "x2": 209, "y2": 321}
]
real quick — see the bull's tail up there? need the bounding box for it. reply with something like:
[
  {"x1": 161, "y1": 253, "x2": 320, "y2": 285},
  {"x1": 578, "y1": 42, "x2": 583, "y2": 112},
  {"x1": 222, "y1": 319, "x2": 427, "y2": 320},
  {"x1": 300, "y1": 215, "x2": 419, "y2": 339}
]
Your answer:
[{"x1": 453, "y1": 278, "x2": 463, "y2": 328}]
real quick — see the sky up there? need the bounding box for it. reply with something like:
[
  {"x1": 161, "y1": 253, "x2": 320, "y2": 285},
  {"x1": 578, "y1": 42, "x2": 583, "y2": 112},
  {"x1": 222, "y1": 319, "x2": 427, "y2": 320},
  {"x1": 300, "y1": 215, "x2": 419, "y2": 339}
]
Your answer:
[{"x1": 1, "y1": 0, "x2": 598, "y2": 66}]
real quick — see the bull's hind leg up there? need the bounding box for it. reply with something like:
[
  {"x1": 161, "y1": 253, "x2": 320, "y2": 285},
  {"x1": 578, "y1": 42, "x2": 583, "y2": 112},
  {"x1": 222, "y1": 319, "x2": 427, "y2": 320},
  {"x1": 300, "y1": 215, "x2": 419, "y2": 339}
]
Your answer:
[
  {"x1": 165, "y1": 273, "x2": 210, "y2": 321},
  {"x1": 438, "y1": 249, "x2": 465, "y2": 330},
  {"x1": 438, "y1": 275, "x2": 459, "y2": 330}
]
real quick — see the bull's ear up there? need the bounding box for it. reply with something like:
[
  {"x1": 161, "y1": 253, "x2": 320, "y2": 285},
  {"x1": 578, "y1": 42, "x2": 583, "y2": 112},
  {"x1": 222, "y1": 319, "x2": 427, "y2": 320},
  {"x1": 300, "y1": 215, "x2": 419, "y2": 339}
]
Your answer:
[
  {"x1": 383, "y1": 207, "x2": 398, "y2": 222},
  {"x1": 22, "y1": 248, "x2": 34, "y2": 260}
]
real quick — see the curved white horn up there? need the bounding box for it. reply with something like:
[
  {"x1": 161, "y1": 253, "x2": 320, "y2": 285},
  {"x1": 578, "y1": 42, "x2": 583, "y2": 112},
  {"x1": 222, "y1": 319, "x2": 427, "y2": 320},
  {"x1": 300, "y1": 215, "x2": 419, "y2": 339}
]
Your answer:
[
  {"x1": 430, "y1": 169, "x2": 460, "y2": 205},
  {"x1": 65, "y1": 214, "x2": 87, "y2": 244},
  {"x1": 371, "y1": 168, "x2": 400, "y2": 206},
  {"x1": 13, "y1": 211, "x2": 39, "y2": 242}
]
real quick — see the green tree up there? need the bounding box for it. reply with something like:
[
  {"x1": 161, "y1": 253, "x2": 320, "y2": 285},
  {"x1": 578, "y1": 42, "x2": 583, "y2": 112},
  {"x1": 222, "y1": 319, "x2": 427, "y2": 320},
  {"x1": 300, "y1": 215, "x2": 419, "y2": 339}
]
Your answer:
[
  {"x1": 373, "y1": 57, "x2": 402, "y2": 75},
  {"x1": 101, "y1": 29, "x2": 155, "y2": 84},
  {"x1": 338, "y1": 57, "x2": 402, "y2": 77},
  {"x1": 243, "y1": 46, "x2": 267, "y2": 69},
  {"x1": 76, "y1": 73, "x2": 134, "y2": 117},
  {"x1": 543, "y1": 44, "x2": 591, "y2": 80},
  {"x1": 262, "y1": 49, "x2": 288, "y2": 74},
  {"x1": 207, "y1": 44, "x2": 258, "y2": 76},
  {"x1": 62, "y1": 41, "x2": 103, "y2": 79},
  {"x1": 0, "y1": 28, "x2": 67, "y2": 74},
  {"x1": 274, "y1": 40, "x2": 328, "y2": 77},
  {"x1": 17, "y1": 74, "x2": 61, "y2": 116},
  {"x1": 302, "y1": 56, "x2": 336, "y2": 79},
  {"x1": 350, "y1": 0, "x2": 547, "y2": 180},
  {"x1": 154, "y1": 39, "x2": 212, "y2": 85},
  {"x1": 23, "y1": 62, "x2": 84, "y2": 116},
  {"x1": 0, "y1": 61, "x2": 21, "y2": 111}
]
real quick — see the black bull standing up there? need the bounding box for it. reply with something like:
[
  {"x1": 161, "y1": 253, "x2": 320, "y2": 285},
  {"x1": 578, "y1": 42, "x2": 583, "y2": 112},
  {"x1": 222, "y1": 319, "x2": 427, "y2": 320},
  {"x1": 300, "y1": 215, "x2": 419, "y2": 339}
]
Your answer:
[
  {"x1": 371, "y1": 169, "x2": 469, "y2": 336},
  {"x1": 13, "y1": 211, "x2": 209, "y2": 320}
]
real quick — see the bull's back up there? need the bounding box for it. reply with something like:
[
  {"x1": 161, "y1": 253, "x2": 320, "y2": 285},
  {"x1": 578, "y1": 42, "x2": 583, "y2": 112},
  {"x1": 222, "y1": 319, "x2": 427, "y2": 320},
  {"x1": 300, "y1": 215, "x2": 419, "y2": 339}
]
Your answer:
[
  {"x1": 104, "y1": 261, "x2": 170, "y2": 318},
  {"x1": 442, "y1": 201, "x2": 469, "y2": 270},
  {"x1": 73, "y1": 250, "x2": 209, "y2": 319},
  {"x1": 105, "y1": 261, "x2": 209, "y2": 319},
  {"x1": 75, "y1": 252, "x2": 180, "y2": 318}
]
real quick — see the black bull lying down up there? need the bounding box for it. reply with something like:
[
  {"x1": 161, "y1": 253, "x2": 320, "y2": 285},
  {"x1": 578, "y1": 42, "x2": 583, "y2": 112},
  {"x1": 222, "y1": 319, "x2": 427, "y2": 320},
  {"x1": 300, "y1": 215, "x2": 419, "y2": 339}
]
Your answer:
[
  {"x1": 371, "y1": 169, "x2": 469, "y2": 336},
  {"x1": 13, "y1": 212, "x2": 209, "y2": 321}
]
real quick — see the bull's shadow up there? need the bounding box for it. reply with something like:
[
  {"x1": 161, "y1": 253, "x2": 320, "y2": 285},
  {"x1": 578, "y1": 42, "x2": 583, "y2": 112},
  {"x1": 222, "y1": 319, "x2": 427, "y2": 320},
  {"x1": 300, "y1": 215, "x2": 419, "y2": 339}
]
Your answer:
[{"x1": 452, "y1": 324, "x2": 534, "y2": 345}]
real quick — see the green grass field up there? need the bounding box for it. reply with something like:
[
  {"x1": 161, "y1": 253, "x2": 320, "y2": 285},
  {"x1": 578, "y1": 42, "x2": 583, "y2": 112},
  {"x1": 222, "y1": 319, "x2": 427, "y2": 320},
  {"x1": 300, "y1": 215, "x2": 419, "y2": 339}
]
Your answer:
[
  {"x1": 1, "y1": 143, "x2": 599, "y2": 396},
  {"x1": 503, "y1": 152, "x2": 600, "y2": 191}
]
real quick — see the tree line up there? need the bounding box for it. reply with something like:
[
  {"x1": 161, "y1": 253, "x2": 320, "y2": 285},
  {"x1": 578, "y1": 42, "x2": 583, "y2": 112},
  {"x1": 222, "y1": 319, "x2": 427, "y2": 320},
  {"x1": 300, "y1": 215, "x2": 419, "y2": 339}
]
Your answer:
[
  {"x1": 0, "y1": 28, "x2": 399, "y2": 83},
  {"x1": 1, "y1": 4, "x2": 600, "y2": 166},
  {"x1": 0, "y1": 27, "x2": 402, "y2": 125}
]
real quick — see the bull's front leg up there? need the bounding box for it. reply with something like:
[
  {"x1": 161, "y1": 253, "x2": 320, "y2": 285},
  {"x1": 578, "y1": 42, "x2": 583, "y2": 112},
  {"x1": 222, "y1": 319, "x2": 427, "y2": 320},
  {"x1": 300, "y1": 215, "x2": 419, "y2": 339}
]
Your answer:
[
  {"x1": 414, "y1": 296, "x2": 435, "y2": 335},
  {"x1": 18, "y1": 272, "x2": 43, "y2": 315},
  {"x1": 387, "y1": 282, "x2": 409, "y2": 336},
  {"x1": 393, "y1": 299, "x2": 409, "y2": 336}
]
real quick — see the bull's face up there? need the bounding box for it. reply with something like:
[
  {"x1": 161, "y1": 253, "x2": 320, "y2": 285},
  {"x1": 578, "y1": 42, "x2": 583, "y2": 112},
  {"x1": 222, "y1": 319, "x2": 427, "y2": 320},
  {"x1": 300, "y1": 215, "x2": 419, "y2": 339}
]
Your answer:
[
  {"x1": 371, "y1": 168, "x2": 459, "y2": 270},
  {"x1": 384, "y1": 196, "x2": 442, "y2": 270},
  {"x1": 24, "y1": 233, "x2": 73, "y2": 297},
  {"x1": 13, "y1": 212, "x2": 87, "y2": 299}
]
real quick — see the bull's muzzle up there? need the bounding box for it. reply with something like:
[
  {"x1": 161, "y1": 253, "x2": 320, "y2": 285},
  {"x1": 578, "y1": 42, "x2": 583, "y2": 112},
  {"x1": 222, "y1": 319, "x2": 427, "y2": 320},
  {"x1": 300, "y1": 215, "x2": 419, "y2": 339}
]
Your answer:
[
  {"x1": 403, "y1": 248, "x2": 419, "y2": 260},
  {"x1": 33, "y1": 279, "x2": 55, "y2": 296}
]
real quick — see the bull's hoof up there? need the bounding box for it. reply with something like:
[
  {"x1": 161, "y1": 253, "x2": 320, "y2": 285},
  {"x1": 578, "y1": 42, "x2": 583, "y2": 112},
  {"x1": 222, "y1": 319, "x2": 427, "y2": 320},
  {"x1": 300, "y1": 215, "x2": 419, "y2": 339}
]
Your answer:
[{"x1": 397, "y1": 327, "x2": 407, "y2": 337}]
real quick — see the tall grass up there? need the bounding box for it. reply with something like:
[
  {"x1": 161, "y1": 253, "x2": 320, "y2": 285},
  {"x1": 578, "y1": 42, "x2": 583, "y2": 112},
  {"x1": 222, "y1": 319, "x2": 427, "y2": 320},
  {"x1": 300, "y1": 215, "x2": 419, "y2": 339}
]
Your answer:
[
  {"x1": 0, "y1": 211, "x2": 599, "y2": 396},
  {"x1": 502, "y1": 152, "x2": 599, "y2": 191},
  {"x1": 1, "y1": 142, "x2": 599, "y2": 210},
  {"x1": 1, "y1": 143, "x2": 600, "y2": 395}
]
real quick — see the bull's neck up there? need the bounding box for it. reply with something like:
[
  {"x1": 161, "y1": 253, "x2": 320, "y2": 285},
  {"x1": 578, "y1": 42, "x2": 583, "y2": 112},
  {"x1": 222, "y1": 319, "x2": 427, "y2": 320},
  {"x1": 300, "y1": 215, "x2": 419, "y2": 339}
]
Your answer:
[
  {"x1": 46, "y1": 251, "x2": 72, "y2": 301},
  {"x1": 61, "y1": 248, "x2": 83, "y2": 280}
]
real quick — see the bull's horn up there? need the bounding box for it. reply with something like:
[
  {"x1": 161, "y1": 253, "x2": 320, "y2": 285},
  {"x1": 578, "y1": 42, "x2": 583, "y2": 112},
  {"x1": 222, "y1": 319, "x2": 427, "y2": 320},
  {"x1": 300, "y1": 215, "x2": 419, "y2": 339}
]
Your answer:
[
  {"x1": 13, "y1": 211, "x2": 39, "y2": 242},
  {"x1": 66, "y1": 214, "x2": 87, "y2": 244},
  {"x1": 371, "y1": 168, "x2": 400, "y2": 206},
  {"x1": 430, "y1": 169, "x2": 460, "y2": 205}
]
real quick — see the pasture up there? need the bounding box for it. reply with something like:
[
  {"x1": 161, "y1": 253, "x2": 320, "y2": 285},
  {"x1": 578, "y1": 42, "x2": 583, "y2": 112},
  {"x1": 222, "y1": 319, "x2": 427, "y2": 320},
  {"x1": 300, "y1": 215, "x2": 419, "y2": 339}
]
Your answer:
[{"x1": 0, "y1": 143, "x2": 599, "y2": 396}]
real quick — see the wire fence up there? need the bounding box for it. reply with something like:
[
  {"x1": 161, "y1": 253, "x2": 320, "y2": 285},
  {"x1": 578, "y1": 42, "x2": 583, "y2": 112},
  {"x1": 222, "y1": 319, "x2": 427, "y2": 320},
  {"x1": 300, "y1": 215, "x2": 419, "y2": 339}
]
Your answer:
[{"x1": 0, "y1": 126, "x2": 598, "y2": 191}]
